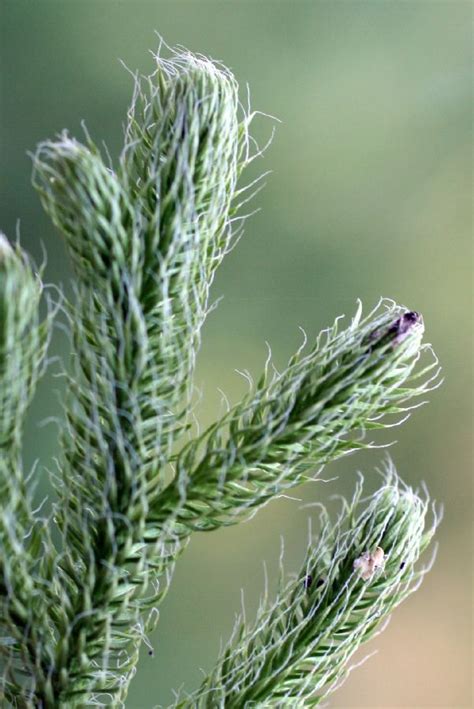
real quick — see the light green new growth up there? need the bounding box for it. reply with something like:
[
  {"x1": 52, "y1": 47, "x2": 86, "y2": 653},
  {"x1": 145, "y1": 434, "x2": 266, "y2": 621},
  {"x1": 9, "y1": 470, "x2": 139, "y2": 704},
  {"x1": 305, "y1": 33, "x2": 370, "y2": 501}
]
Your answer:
[
  {"x1": 0, "y1": 44, "x2": 441, "y2": 708},
  {"x1": 151, "y1": 302, "x2": 434, "y2": 537},
  {"x1": 176, "y1": 464, "x2": 441, "y2": 707}
]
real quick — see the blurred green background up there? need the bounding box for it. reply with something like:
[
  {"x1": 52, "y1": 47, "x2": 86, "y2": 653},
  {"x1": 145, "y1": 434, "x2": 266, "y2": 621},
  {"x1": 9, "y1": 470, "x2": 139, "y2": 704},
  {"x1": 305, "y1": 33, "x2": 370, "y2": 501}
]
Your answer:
[{"x1": 1, "y1": 1, "x2": 472, "y2": 707}]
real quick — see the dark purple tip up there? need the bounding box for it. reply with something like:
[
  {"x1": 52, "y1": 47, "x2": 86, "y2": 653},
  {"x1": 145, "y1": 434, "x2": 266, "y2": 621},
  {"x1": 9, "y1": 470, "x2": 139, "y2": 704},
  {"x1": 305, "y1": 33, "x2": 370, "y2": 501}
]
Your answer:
[
  {"x1": 304, "y1": 574, "x2": 313, "y2": 590},
  {"x1": 403, "y1": 311, "x2": 420, "y2": 323},
  {"x1": 366, "y1": 309, "x2": 423, "y2": 351},
  {"x1": 399, "y1": 311, "x2": 421, "y2": 332},
  {"x1": 399, "y1": 561, "x2": 406, "y2": 570},
  {"x1": 387, "y1": 310, "x2": 423, "y2": 344}
]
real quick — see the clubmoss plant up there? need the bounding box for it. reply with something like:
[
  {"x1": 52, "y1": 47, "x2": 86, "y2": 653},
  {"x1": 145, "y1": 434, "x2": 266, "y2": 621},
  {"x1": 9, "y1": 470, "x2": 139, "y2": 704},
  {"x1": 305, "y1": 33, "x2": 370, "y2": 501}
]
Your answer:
[{"x1": 0, "y1": 44, "x2": 441, "y2": 707}]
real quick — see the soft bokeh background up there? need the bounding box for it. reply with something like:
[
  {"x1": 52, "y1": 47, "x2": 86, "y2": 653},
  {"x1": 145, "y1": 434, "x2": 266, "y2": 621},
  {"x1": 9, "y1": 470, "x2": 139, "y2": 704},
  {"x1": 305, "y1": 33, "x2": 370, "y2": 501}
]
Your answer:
[{"x1": 1, "y1": 1, "x2": 472, "y2": 707}]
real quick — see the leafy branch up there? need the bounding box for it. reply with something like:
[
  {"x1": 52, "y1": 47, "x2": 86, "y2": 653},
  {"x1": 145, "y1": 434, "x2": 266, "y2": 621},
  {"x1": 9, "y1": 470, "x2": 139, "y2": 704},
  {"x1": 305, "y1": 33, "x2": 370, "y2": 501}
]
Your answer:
[
  {"x1": 0, "y1": 44, "x2": 441, "y2": 708},
  {"x1": 151, "y1": 303, "x2": 438, "y2": 538},
  {"x1": 175, "y1": 463, "x2": 441, "y2": 707}
]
